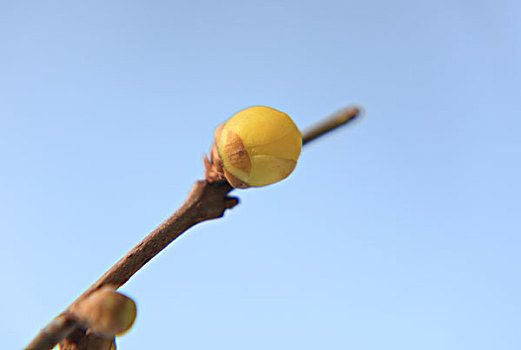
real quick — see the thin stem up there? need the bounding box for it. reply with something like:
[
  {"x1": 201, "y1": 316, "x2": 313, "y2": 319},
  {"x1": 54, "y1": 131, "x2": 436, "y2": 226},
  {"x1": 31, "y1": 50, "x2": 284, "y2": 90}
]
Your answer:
[
  {"x1": 302, "y1": 106, "x2": 361, "y2": 145},
  {"x1": 73, "y1": 180, "x2": 236, "y2": 302},
  {"x1": 26, "y1": 180, "x2": 237, "y2": 350},
  {"x1": 25, "y1": 314, "x2": 77, "y2": 350}
]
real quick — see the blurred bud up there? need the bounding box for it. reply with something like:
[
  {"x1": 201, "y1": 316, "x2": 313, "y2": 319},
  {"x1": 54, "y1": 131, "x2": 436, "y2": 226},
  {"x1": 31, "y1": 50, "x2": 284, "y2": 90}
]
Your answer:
[
  {"x1": 211, "y1": 106, "x2": 302, "y2": 188},
  {"x1": 71, "y1": 287, "x2": 137, "y2": 338}
]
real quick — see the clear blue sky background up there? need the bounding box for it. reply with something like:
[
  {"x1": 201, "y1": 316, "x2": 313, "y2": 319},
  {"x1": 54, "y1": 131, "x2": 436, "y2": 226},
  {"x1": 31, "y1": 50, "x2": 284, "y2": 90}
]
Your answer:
[{"x1": 1, "y1": 1, "x2": 520, "y2": 349}]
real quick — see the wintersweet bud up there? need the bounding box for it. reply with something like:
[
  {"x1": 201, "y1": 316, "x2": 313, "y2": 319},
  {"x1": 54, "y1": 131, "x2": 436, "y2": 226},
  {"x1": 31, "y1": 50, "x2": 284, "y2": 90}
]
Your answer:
[
  {"x1": 71, "y1": 287, "x2": 137, "y2": 338},
  {"x1": 212, "y1": 106, "x2": 302, "y2": 188}
]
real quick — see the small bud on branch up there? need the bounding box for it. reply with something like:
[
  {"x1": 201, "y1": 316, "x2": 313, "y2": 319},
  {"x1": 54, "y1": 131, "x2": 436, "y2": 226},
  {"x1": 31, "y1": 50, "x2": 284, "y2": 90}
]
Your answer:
[{"x1": 70, "y1": 286, "x2": 137, "y2": 338}]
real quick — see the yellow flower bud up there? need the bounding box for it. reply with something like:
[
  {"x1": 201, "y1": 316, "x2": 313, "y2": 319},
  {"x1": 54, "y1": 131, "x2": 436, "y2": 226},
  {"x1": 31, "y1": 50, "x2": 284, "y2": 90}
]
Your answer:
[
  {"x1": 71, "y1": 287, "x2": 137, "y2": 338},
  {"x1": 215, "y1": 106, "x2": 302, "y2": 188}
]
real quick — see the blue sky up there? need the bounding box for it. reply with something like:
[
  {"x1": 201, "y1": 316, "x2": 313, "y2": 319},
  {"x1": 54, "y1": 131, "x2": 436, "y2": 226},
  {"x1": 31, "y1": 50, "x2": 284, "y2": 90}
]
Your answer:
[{"x1": 1, "y1": 1, "x2": 520, "y2": 349}]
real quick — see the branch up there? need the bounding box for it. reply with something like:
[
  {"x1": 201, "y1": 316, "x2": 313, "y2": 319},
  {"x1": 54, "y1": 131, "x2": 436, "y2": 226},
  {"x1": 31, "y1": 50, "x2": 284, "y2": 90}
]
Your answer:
[
  {"x1": 302, "y1": 106, "x2": 361, "y2": 145},
  {"x1": 25, "y1": 181, "x2": 237, "y2": 350},
  {"x1": 25, "y1": 314, "x2": 77, "y2": 350},
  {"x1": 75, "y1": 180, "x2": 238, "y2": 301},
  {"x1": 23, "y1": 105, "x2": 362, "y2": 350}
]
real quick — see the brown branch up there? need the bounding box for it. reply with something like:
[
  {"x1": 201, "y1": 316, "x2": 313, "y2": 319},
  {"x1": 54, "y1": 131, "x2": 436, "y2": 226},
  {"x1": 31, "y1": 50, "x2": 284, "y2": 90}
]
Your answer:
[
  {"x1": 74, "y1": 180, "x2": 237, "y2": 301},
  {"x1": 23, "y1": 105, "x2": 361, "y2": 350},
  {"x1": 302, "y1": 106, "x2": 361, "y2": 145},
  {"x1": 25, "y1": 181, "x2": 237, "y2": 350},
  {"x1": 25, "y1": 314, "x2": 77, "y2": 350}
]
